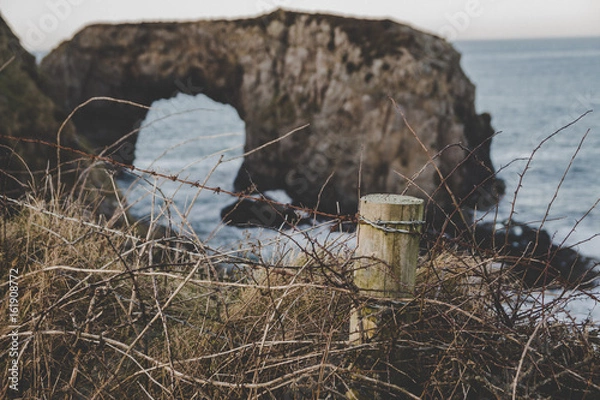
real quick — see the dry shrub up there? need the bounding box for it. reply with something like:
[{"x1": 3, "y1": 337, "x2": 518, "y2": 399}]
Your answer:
[
  {"x1": 1, "y1": 187, "x2": 599, "y2": 399},
  {"x1": 0, "y1": 190, "x2": 223, "y2": 399},
  {"x1": 396, "y1": 249, "x2": 600, "y2": 399}
]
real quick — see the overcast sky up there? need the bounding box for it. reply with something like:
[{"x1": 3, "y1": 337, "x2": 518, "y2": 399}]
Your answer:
[{"x1": 1, "y1": 0, "x2": 599, "y2": 51}]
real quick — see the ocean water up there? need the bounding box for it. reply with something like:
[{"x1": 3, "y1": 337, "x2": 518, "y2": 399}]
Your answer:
[
  {"x1": 117, "y1": 95, "x2": 262, "y2": 246},
  {"x1": 454, "y1": 37, "x2": 600, "y2": 259},
  {"x1": 117, "y1": 37, "x2": 599, "y2": 319}
]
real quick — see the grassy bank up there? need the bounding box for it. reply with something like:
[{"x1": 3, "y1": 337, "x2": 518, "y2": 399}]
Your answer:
[{"x1": 1, "y1": 187, "x2": 599, "y2": 399}]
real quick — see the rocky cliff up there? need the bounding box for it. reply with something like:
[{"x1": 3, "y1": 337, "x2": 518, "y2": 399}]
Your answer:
[
  {"x1": 40, "y1": 10, "x2": 503, "y2": 227},
  {"x1": 0, "y1": 14, "x2": 115, "y2": 215}
]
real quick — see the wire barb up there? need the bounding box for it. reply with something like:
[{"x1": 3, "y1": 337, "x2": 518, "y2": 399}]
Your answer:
[{"x1": 358, "y1": 216, "x2": 424, "y2": 234}]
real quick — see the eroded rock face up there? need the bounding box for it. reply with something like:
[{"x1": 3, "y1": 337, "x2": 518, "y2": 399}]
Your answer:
[
  {"x1": 40, "y1": 9, "x2": 503, "y2": 227},
  {"x1": 0, "y1": 15, "x2": 92, "y2": 199},
  {"x1": 0, "y1": 14, "x2": 71, "y2": 197},
  {"x1": 0, "y1": 14, "x2": 121, "y2": 217}
]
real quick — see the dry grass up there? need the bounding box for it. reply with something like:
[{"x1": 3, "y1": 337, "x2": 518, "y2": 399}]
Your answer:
[
  {"x1": 0, "y1": 102, "x2": 598, "y2": 398},
  {"x1": 1, "y1": 182, "x2": 599, "y2": 399}
]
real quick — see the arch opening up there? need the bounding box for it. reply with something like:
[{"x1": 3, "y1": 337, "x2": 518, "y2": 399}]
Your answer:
[{"x1": 116, "y1": 92, "x2": 253, "y2": 240}]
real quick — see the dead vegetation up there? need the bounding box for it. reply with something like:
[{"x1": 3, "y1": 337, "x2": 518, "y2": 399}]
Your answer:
[
  {"x1": 0, "y1": 94, "x2": 598, "y2": 398},
  {"x1": 1, "y1": 181, "x2": 599, "y2": 399}
]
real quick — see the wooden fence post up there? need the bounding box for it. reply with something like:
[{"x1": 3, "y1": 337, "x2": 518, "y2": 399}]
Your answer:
[{"x1": 349, "y1": 194, "x2": 424, "y2": 343}]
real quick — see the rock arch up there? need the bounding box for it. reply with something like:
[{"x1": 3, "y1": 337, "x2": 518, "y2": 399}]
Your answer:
[{"x1": 40, "y1": 9, "x2": 503, "y2": 226}]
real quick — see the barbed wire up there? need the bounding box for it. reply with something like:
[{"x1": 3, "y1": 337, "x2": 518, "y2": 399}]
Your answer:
[
  {"x1": 0, "y1": 133, "x2": 358, "y2": 224},
  {"x1": 357, "y1": 216, "x2": 425, "y2": 235}
]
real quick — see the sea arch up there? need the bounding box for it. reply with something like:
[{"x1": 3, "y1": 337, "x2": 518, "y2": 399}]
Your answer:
[{"x1": 40, "y1": 10, "x2": 502, "y2": 223}]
